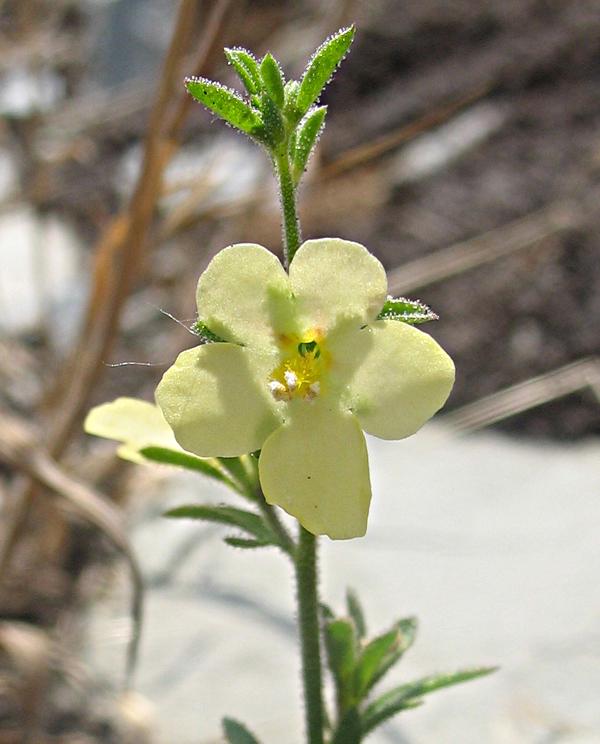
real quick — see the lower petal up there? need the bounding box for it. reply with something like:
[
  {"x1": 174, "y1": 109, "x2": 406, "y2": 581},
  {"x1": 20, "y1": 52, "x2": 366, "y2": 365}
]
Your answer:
[
  {"x1": 156, "y1": 344, "x2": 282, "y2": 457},
  {"x1": 259, "y1": 401, "x2": 371, "y2": 539}
]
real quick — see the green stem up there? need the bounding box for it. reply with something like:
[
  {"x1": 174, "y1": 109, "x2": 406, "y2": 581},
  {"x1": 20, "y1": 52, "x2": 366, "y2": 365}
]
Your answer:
[
  {"x1": 257, "y1": 492, "x2": 296, "y2": 557},
  {"x1": 274, "y1": 147, "x2": 301, "y2": 267},
  {"x1": 295, "y1": 526, "x2": 324, "y2": 744},
  {"x1": 272, "y1": 137, "x2": 323, "y2": 744}
]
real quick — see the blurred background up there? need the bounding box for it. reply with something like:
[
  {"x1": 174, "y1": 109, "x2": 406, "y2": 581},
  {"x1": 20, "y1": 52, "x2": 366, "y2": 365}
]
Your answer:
[{"x1": 0, "y1": 0, "x2": 599, "y2": 742}]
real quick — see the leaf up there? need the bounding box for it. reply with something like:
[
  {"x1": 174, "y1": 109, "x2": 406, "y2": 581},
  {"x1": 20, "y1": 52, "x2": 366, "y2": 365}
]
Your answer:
[
  {"x1": 362, "y1": 667, "x2": 498, "y2": 735},
  {"x1": 283, "y1": 79, "x2": 300, "y2": 117},
  {"x1": 191, "y1": 319, "x2": 226, "y2": 343},
  {"x1": 292, "y1": 106, "x2": 327, "y2": 183},
  {"x1": 260, "y1": 53, "x2": 285, "y2": 108},
  {"x1": 224, "y1": 48, "x2": 262, "y2": 95},
  {"x1": 139, "y1": 445, "x2": 237, "y2": 486},
  {"x1": 223, "y1": 717, "x2": 261, "y2": 744},
  {"x1": 353, "y1": 627, "x2": 400, "y2": 700},
  {"x1": 331, "y1": 708, "x2": 362, "y2": 744},
  {"x1": 368, "y1": 617, "x2": 418, "y2": 691},
  {"x1": 259, "y1": 90, "x2": 285, "y2": 146},
  {"x1": 377, "y1": 297, "x2": 438, "y2": 324},
  {"x1": 164, "y1": 504, "x2": 276, "y2": 544},
  {"x1": 224, "y1": 536, "x2": 272, "y2": 549},
  {"x1": 324, "y1": 618, "x2": 357, "y2": 712},
  {"x1": 296, "y1": 26, "x2": 355, "y2": 114},
  {"x1": 218, "y1": 456, "x2": 258, "y2": 499},
  {"x1": 185, "y1": 77, "x2": 264, "y2": 137},
  {"x1": 320, "y1": 602, "x2": 335, "y2": 622},
  {"x1": 346, "y1": 588, "x2": 367, "y2": 640}
]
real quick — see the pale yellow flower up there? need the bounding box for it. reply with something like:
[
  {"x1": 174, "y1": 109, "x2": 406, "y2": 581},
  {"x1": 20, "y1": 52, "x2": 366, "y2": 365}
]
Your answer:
[{"x1": 155, "y1": 238, "x2": 455, "y2": 539}]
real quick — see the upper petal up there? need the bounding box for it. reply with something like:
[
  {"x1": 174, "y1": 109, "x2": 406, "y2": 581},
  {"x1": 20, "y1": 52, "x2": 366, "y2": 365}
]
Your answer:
[
  {"x1": 259, "y1": 400, "x2": 371, "y2": 539},
  {"x1": 84, "y1": 397, "x2": 181, "y2": 462},
  {"x1": 342, "y1": 320, "x2": 455, "y2": 439},
  {"x1": 289, "y1": 238, "x2": 387, "y2": 332},
  {"x1": 196, "y1": 243, "x2": 295, "y2": 348},
  {"x1": 155, "y1": 343, "x2": 282, "y2": 457}
]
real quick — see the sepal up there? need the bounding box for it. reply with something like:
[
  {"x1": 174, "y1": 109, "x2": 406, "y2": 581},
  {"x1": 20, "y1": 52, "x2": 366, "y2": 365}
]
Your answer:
[
  {"x1": 376, "y1": 296, "x2": 438, "y2": 324},
  {"x1": 191, "y1": 320, "x2": 226, "y2": 343}
]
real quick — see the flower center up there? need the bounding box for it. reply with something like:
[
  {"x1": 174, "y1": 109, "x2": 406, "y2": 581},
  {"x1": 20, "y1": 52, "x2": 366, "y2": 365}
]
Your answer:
[{"x1": 269, "y1": 338, "x2": 326, "y2": 401}]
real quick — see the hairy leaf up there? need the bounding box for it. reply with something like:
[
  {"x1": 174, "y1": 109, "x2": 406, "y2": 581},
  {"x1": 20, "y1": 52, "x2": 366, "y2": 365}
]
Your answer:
[
  {"x1": 224, "y1": 48, "x2": 262, "y2": 95},
  {"x1": 260, "y1": 53, "x2": 285, "y2": 108},
  {"x1": 224, "y1": 536, "x2": 273, "y2": 549},
  {"x1": 377, "y1": 297, "x2": 438, "y2": 324},
  {"x1": 325, "y1": 618, "x2": 357, "y2": 712},
  {"x1": 296, "y1": 26, "x2": 355, "y2": 114},
  {"x1": 218, "y1": 456, "x2": 258, "y2": 499},
  {"x1": 164, "y1": 504, "x2": 275, "y2": 544},
  {"x1": 353, "y1": 627, "x2": 400, "y2": 699},
  {"x1": 362, "y1": 667, "x2": 497, "y2": 735},
  {"x1": 139, "y1": 446, "x2": 238, "y2": 490},
  {"x1": 259, "y1": 90, "x2": 285, "y2": 146},
  {"x1": 368, "y1": 617, "x2": 418, "y2": 691},
  {"x1": 292, "y1": 106, "x2": 327, "y2": 183},
  {"x1": 346, "y1": 588, "x2": 367, "y2": 640},
  {"x1": 185, "y1": 77, "x2": 264, "y2": 137},
  {"x1": 223, "y1": 717, "x2": 261, "y2": 744}
]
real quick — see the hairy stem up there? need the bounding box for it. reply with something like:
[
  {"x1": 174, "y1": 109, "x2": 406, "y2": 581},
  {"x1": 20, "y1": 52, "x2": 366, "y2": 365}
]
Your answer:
[
  {"x1": 274, "y1": 147, "x2": 301, "y2": 267},
  {"x1": 295, "y1": 527, "x2": 325, "y2": 744}
]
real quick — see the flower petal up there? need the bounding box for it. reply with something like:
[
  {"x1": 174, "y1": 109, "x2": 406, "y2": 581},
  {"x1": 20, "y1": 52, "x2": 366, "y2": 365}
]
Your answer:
[
  {"x1": 289, "y1": 238, "x2": 387, "y2": 331},
  {"x1": 84, "y1": 397, "x2": 180, "y2": 447},
  {"x1": 343, "y1": 320, "x2": 455, "y2": 439},
  {"x1": 155, "y1": 344, "x2": 282, "y2": 457},
  {"x1": 259, "y1": 401, "x2": 371, "y2": 539},
  {"x1": 196, "y1": 243, "x2": 294, "y2": 348}
]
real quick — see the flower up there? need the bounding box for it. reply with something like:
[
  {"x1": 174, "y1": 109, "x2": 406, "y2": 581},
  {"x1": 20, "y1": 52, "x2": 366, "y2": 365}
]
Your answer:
[
  {"x1": 84, "y1": 397, "x2": 184, "y2": 464},
  {"x1": 155, "y1": 238, "x2": 455, "y2": 539}
]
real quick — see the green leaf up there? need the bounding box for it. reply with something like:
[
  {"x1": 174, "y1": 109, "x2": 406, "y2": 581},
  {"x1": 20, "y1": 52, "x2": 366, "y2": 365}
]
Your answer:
[
  {"x1": 331, "y1": 708, "x2": 361, "y2": 744},
  {"x1": 320, "y1": 602, "x2": 335, "y2": 622},
  {"x1": 296, "y1": 26, "x2": 355, "y2": 114},
  {"x1": 139, "y1": 446, "x2": 239, "y2": 490},
  {"x1": 292, "y1": 106, "x2": 327, "y2": 183},
  {"x1": 260, "y1": 53, "x2": 285, "y2": 108},
  {"x1": 362, "y1": 667, "x2": 498, "y2": 735},
  {"x1": 283, "y1": 79, "x2": 300, "y2": 119},
  {"x1": 324, "y1": 618, "x2": 357, "y2": 712},
  {"x1": 218, "y1": 456, "x2": 258, "y2": 499},
  {"x1": 346, "y1": 588, "x2": 367, "y2": 640},
  {"x1": 164, "y1": 504, "x2": 275, "y2": 544},
  {"x1": 185, "y1": 77, "x2": 264, "y2": 137},
  {"x1": 224, "y1": 536, "x2": 272, "y2": 549},
  {"x1": 191, "y1": 320, "x2": 226, "y2": 343},
  {"x1": 353, "y1": 628, "x2": 400, "y2": 700},
  {"x1": 377, "y1": 297, "x2": 438, "y2": 324},
  {"x1": 224, "y1": 48, "x2": 262, "y2": 95},
  {"x1": 368, "y1": 617, "x2": 418, "y2": 691},
  {"x1": 223, "y1": 717, "x2": 261, "y2": 744},
  {"x1": 259, "y1": 90, "x2": 285, "y2": 146}
]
